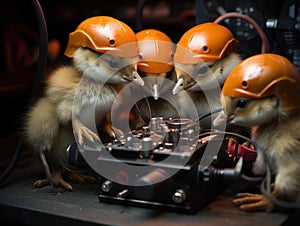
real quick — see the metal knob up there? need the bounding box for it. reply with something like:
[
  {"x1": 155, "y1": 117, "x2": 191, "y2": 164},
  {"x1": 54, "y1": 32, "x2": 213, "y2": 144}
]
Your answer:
[
  {"x1": 141, "y1": 137, "x2": 153, "y2": 158},
  {"x1": 172, "y1": 189, "x2": 186, "y2": 204},
  {"x1": 101, "y1": 180, "x2": 112, "y2": 193}
]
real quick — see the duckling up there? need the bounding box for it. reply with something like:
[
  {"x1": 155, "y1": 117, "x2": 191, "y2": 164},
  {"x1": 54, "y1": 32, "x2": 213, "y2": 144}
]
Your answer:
[
  {"x1": 128, "y1": 29, "x2": 178, "y2": 129},
  {"x1": 213, "y1": 53, "x2": 300, "y2": 212},
  {"x1": 172, "y1": 22, "x2": 242, "y2": 128},
  {"x1": 24, "y1": 16, "x2": 143, "y2": 191}
]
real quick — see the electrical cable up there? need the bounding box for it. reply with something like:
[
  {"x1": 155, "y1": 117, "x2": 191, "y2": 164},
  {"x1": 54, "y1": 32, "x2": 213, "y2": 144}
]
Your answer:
[
  {"x1": 261, "y1": 160, "x2": 300, "y2": 209},
  {"x1": 197, "y1": 108, "x2": 222, "y2": 122},
  {"x1": 135, "y1": 0, "x2": 147, "y2": 31},
  {"x1": 28, "y1": 0, "x2": 48, "y2": 104},
  {"x1": 136, "y1": 103, "x2": 222, "y2": 128},
  {"x1": 0, "y1": 0, "x2": 48, "y2": 185},
  {"x1": 214, "y1": 12, "x2": 270, "y2": 53},
  {"x1": 200, "y1": 129, "x2": 300, "y2": 208},
  {"x1": 134, "y1": 99, "x2": 151, "y2": 125},
  {"x1": 218, "y1": 130, "x2": 300, "y2": 208},
  {"x1": 197, "y1": 129, "x2": 264, "y2": 182},
  {"x1": 133, "y1": 83, "x2": 153, "y2": 125},
  {"x1": 198, "y1": 130, "x2": 260, "y2": 151}
]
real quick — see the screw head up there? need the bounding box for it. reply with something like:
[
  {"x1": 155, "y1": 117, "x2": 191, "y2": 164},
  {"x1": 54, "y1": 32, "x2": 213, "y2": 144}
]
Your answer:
[
  {"x1": 101, "y1": 180, "x2": 112, "y2": 192},
  {"x1": 172, "y1": 189, "x2": 186, "y2": 204}
]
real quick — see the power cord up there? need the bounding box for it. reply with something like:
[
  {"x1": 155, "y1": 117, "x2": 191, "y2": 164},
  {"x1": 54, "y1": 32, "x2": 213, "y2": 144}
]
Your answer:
[
  {"x1": 261, "y1": 160, "x2": 300, "y2": 209},
  {"x1": 201, "y1": 129, "x2": 300, "y2": 209},
  {"x1": 214, "y1": 12, "x2": 270, "y2": 54},
  {"x1": 135, "y1": 0, "x2": 147, "y2": 31},
  {"x1": 197, "y1": 108, "x2": 222, "y2": 122}
]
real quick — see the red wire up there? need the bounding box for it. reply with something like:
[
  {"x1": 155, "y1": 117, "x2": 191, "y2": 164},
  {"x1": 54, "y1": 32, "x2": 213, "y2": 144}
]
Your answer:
[{"x1": 214, "y1": 12, "x2": 270, "y2": 54}]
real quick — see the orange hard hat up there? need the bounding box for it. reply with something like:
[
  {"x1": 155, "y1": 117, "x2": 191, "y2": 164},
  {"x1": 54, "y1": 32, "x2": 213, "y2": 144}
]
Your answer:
[
  {"x1": 136, "y1": 29, "x2": 175, "y2": 74},
  {"x1": 65, "y1": 16, "x2": 138, "y2": 58},
  {"x1": 174, "y1": 22, "x2": 238, "y2": 64},
  {"x1": 222, "y1": 53, "x2": 300, "y2": 110}
]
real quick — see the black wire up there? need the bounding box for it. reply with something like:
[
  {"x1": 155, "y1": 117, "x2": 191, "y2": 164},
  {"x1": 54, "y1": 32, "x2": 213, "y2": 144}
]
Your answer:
[
  {"x1": 0, "y1": 0, "x2": 48, "y2": 185},
  {"x1": 29, "y1": 0, "x2": 48, "y2": 105},
  {"x1": 0, "y1": 137, "x2": 24, "y2": 186},
  {"x1": 197, "y1": 108, "x2": 223, "y2": 122},
  {"x1": 134, "y1": 100, "x2": 151, "y2": 125},
  {"x1": 215, "y1": 129, "x2": 300, "y2": 208},
  {"x1": 198, "y1": 129, "x2": 266, "y2": 182},
  {"x1": 260, "y1": 160, "x2": 300, "y2": 209},
  {"x1": 135, "y1": 0, "x2": 147, "y2": 31},
  {"x1": 203, "y1": 129, "x2": 300, "y2": 208}
]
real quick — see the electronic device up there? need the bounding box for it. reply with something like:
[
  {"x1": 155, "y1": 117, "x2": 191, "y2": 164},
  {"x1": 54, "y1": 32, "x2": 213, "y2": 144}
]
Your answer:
[{"x1": 67, "y1": 117, "x2": 250, "y2": 214}]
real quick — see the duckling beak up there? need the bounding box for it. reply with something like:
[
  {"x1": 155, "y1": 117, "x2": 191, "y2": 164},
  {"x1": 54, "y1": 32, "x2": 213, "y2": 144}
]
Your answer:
[
  {"x1": 131, "y1": 71, "x2": 144, "y2": 86},
  {"x1": 213, "y1": 110, "x2": 235, "y2": 127},
  {"x1": 172, "y1": 77, "x2": 184, "y2": 95},
  {"x1": 152, "y1": 83, "x2": 159, "y2": 100},
  {"x1": 122, "y1": 70, "x2": 144, "y2": 86},
  {"x1": 172, "y1": 76, "x2": 196, "y2": 94}
]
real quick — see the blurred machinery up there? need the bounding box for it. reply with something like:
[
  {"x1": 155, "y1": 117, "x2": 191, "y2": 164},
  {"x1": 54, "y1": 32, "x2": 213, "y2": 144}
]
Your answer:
[{"x1": 195, "y1": 0, "x2": 300, "y2": 71}]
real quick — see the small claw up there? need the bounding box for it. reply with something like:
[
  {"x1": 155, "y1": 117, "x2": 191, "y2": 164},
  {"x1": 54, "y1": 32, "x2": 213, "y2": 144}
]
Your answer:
[
  {"x1": 235, "y1": 192, "x2": 258, "y2": 198},
  {"x1": 33, "y1": 177, "x2": 73, "y2": 191},
  {"x1": 33, "y1": 179, "x2": 50, "y2": 188},
  {"x1": 73, "y1": 119, "x2": 100, "y2": 146},
  {"x1": 67, "y1": 172, "x2": 97, "y2": 185},
  {"x1": 233, "y1": 193, "x2": 264, "y2": 205},
  {"x1": 60, "y1": 182, "x2": 73, "y2": 191},
  {"x1": 105, "y1": 124, "x2": 124, "y2": 139},
  {"x1": 239, "y1": 198, "x2": 274, "y2": 212},
  {"x1": 82, "y1": 128, "x2": 100, "y2": 143},
  {"x1": 233, "y1": 193, "x2": 274, "y2": 212},
  {"x1": 52, "y1": 171, "x2": 73, "y2": 191}
]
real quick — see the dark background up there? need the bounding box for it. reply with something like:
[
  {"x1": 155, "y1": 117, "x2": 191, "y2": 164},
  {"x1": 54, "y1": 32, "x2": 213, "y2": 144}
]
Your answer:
[
  {"x1": 0, "y1": 0, "x2": 299, "y2": 167},
  {"x1": 0, "y1": 1, "x2": 299, "y2": 225},
  {"x1": 0, "y1": 0, "x2": 196, "y2": 140}
]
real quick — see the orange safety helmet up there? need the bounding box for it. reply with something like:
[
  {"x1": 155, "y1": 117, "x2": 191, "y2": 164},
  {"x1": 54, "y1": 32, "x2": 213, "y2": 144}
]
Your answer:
[
  {"x1": 222, "y1": 53, "x2": 300, "y2": 110},
  {"x1": 136, "y1": 29, "x2": 175, "y2": 74},
  {"x1": 174, "y1": 22, "x2": 238, "y2": 64},
  {"x1": 65, "y1": 16, "x2": 138, "y2": 58}
]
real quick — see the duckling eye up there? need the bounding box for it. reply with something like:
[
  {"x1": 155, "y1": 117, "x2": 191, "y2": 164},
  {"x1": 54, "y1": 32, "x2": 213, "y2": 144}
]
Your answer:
[
  {"x1": 236, "y1": 99, "x2": 248, "y2": 108},
  {"x1": 108, "y1": 59, "x2": 118, "y2": 69},
  {"x1": 195, "y1": 63, "x2": 213, "y2": 77},
  {"x1": 197, "y1": 65, "x2": 209, "y2": 75}
]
